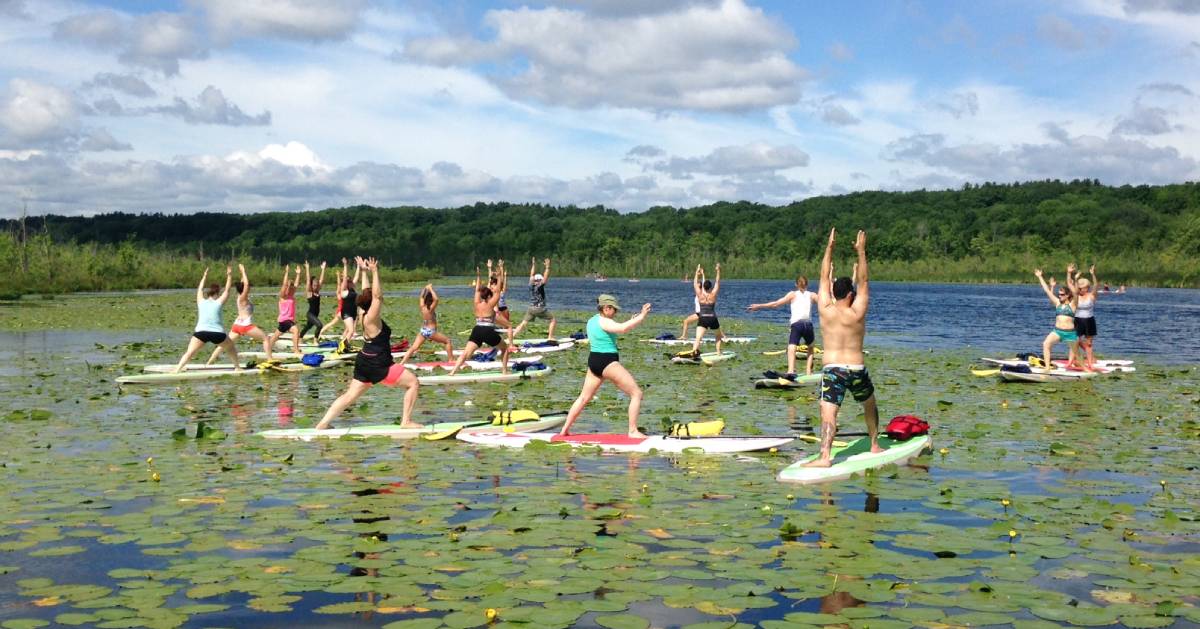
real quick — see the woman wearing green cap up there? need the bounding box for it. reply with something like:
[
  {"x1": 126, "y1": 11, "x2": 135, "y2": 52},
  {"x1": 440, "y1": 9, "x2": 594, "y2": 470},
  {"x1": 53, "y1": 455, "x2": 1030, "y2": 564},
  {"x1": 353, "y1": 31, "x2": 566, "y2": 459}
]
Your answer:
[{"x1": 560, "y1": 294, "x2": 653, "y2": 437}]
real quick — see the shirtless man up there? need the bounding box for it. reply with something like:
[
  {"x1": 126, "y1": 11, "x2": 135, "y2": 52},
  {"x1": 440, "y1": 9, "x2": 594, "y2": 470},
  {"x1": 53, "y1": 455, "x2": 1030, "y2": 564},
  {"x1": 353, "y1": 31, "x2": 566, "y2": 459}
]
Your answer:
[{"x1": 805, "y1": 228, "x2": 881, "y2": 468}]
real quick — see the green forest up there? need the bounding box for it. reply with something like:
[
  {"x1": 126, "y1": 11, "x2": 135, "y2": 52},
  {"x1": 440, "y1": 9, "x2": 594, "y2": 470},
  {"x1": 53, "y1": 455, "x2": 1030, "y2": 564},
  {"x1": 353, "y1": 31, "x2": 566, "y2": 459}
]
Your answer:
[{"x1": 3, "y1": 179, "x2": 1198, "y2": 296}]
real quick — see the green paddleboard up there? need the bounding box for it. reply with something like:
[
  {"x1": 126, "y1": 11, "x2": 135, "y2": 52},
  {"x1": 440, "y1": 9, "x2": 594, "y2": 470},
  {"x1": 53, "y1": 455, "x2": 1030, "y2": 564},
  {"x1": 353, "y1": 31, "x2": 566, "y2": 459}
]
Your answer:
[{"x1": 778, "y1": 434, "x2": 932, "y2": 484}]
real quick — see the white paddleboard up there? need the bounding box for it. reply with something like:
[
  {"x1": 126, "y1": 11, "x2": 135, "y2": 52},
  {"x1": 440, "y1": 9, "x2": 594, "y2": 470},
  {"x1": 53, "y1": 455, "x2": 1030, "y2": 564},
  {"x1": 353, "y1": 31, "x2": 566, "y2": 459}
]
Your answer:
[
  {"x1": 417, "y1": 365, "x2": 552, "y2": 385},
  {"x1": 998, "y1": 368, "x2": 1101, "y2": 383},
  {"x1": 778, "y1": 434, "x2": 932, "y2": 484},
  {"x1": 458, "y1": 430, "x2": 792, "y2": 454},
  {"x1": 671, "y1": 351, "x2": 736, "y2": 365},
  {"x1": 754, "y1": 373, "x2": 821, "y2": 389},
  {"x1": 258, "y1": 413, "x2": 567, "y2": 441},
  {"x1": 118, "y1": 359, "x2": 346, "y2": 384}
]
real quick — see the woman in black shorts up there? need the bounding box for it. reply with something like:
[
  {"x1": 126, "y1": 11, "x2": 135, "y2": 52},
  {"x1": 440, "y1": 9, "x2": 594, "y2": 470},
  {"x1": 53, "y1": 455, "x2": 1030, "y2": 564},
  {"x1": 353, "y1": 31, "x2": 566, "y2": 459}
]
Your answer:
[
  {"x1": 315, "y1": 257, "x2": 421, "y2": 430},
  {"x1": 687, "y1": 262, "x2": 726, "y2": 358},
  {"x1": 172, "y1": 266, "x2": 240, "y2": 373},
  {"x1": 448, "y1": 265, "x2": 511, "y2": 375}
]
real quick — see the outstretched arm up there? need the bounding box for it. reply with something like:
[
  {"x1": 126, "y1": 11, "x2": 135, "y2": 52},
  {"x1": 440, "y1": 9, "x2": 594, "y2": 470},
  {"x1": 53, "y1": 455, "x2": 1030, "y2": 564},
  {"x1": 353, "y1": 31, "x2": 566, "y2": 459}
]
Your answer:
[
  {"x1": 542, "y1": 258, "x2": 551, "y2": 283},
  {"x1": 279, "y1": 266, "x2": 289, "y2": 298},
  {"x1": 428, "y1": 284, "x2": 439, "y2": 308},
  {"x1": 341, "y1": 257, "x2": 349, "y2": 292},
  {"x1": 599, "y1": 303, "x2": 652, "y2": 334},
  {"x1": 238, "y1": 264, "x2": 249, "y2": 296},
  {"x1": 711, "y1": 263, "x2": 721, "y2": 296},
  {"x1": 529, "y1": 257, "x2": 537, "y2": 281},
  {"x1": 748, "y1": 291, "x2": 795, "y2": 311},
  {"x1": 474, "y1": 266, "x2": 482, "y2": 305},
  {"x1": 365, "y1": 258, "x2": 382, "y2": 322},
  {"x1": 851, "y1": 230, "x2": 869, "y2": 317},
  {"x1": 317, "y1": 261, "x2": 326, "y2": 290},
  {"x1": 692, "y1": 265, "x2": 702, "y2": 297},
  {"x1": 1066, "y1": 263, "x2": 1078, "y2": 293},
  {"x1": 1090, "y1": 264, "x2": 1098, "y2": 298},
  {"x1": 197, "y1": 267, "x2": 209, "y2": 302},
  {"x1": 304, "y1": 262, "x2": 312, "y2": 296},
  {"x1": 818, "y1": 228, "x2": 835, "y2": 307}
]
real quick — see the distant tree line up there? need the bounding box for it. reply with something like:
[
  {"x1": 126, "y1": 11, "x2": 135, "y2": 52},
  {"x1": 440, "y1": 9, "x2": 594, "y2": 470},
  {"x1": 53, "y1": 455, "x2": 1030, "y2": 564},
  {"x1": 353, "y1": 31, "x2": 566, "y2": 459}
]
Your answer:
[{"x1": 3, "y1": 179, "x2": 1198, "y2": 296}]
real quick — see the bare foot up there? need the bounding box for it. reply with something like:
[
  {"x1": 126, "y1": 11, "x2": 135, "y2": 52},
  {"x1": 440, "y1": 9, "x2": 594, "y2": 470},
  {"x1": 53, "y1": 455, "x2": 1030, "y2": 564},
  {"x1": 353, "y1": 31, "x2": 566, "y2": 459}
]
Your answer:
[
  {"x1": 314, "y1": 422, "x2": 332, "y2": 430},
  {"x1": 447, "y1": 369, "x2": 459, "y2": 376},
  {"x1": 558, "y1": 430, "x2": 571, "y2": 437},
  {"x1": 870, "y1": 443, "x2": 885, "y2": 454},
  {"x1": 398, "y1": 421, "x2": 423, "y2": 428},
  {"x1": 801, "y1": 458, "x2": 832, "y2": 468},
  {"x1": 627, "y1": 430, "x2": 647, "y2": 438}
]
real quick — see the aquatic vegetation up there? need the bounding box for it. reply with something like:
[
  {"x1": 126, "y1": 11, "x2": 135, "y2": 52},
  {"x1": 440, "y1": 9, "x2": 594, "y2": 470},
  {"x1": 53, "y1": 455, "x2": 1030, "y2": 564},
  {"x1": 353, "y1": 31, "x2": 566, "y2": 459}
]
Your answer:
[{"x1": 0, "y1": 293, "x2": 1197, "y2": 627}]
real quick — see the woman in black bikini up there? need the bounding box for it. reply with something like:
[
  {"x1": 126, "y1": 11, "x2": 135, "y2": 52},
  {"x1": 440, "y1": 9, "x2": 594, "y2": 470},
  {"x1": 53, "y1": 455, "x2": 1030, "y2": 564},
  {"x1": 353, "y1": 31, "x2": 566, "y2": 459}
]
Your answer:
[
  {"x1": 447, "y1": 265, "x2": 510, "y2": 375},
  {"x1": 688, "y1": 263, "x2": 725, "y2": 358}
]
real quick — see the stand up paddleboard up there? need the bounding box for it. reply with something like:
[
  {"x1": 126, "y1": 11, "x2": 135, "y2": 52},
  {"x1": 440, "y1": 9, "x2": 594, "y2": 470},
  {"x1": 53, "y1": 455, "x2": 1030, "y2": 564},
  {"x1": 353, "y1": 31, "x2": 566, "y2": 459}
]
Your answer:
[
  {"x1": 647, "y1": 336, "x2": 756, "y2": 345},
  {"x1": 259, "y1": 412, "x2": 567, "y2": 441},
  {"x1": 405, "y1": 356, "x2": 544, "y2": 371},
  {"x1": 982, "y1": 357, "x2": 1134, "y2": 369},
  {"x1": 754, "y1": 372, "x2": 821, "y2": 389},
  {"x1": 417, "y1": 365, "x2": 552, "y2": 385},
  {"x1": 118, "y1": 359, "x2": 346, "y2": 384},
  {"x1": 778, "y1": 434, "x2": 932, "y2": 484},
  {"x1": 997, "y1": 367, "x2": 1100, "y2": 383},
  {"x1": 458, "y1": 430, "x2": 792, "y2": 454},
  {"x1": 671, "y1": 351, "x2": 736, "y2": 365}
]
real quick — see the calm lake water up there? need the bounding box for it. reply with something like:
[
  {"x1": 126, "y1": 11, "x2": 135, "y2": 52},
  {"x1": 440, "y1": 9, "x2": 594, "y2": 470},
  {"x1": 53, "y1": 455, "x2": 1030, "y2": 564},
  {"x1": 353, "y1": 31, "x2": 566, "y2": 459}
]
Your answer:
[{"x1": 439, "y1": 278, "x2": 1200, "y2": 364}]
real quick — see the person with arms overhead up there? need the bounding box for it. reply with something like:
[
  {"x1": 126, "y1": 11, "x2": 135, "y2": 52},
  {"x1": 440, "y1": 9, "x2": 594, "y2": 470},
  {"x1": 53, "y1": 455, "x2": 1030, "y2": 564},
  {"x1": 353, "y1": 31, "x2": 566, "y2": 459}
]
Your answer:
[
  {"x1": 558, "y1": 295, "x2": 652, "y2": 438},
  {"x1": 173, "y1": 266, "x2": 240, "y2": 373},
  {"x1": 207, "y1": 263, "x2": 272, "y2": 364},
  {"x1": 397, "y1": 283, "x2": 453, "y2": 365},
  {"x1": 298, "y1": 261, "x2": 327, "y2": 341},
  {"x1": 267, "y1": 264, "x2": 303, "y2": 358},
  {"x1": 748, "y1": 275, "x2": 819, "y2": 377},
  {"x1": 687, "y1": 263, "x2": 725, "y2": 359},
  {"x1": 512, "y1": 257, "x2": 557, "y2": 340},
  {"x1": 804, "y1": 229, "x2": 881, "y2": 468},
  {"x1": 1034, "y1": 264, "x2": 1082, "y2": 371},
  {"x1": 448, "y1": 265, "x2": 511, "y2": 375}
]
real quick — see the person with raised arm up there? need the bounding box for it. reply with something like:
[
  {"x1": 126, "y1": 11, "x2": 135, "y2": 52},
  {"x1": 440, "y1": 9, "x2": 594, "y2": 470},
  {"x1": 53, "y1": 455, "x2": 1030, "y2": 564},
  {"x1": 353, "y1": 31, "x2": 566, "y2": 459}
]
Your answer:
[
  {"x1": 267, "y1": 265, "x2": 303, "y2": 357},
  {"x1": 512, "y1": 257, "x2": 557, "y2": 340},
  {"x1": 487, "y1": 259, "x2": 512, "y2": 331},
  {"x1": 398, "y1": 283, "x2": 453, "y2": 365},
  {"x1": 1070, "y1": 264, "x2": 1100, "y2": 371},
  {"x1": 448, "y1": 265, "x2": 511, "y2": 375},
  {"x1": 804, "y1": 229, "x2": 880, "y2": 468},
  {"x1": 317, "y1": 267, "x2": 345, "y2": 339},
  {"x1": 173, "y1": 266, "x2": 240, "y2": 373},
  {"x1": 559, "y1": 295, "x2": 652, "y2": 437},
  {"x1": 687, "y1": 263, "x2": 725, "y2": 358},
  {"x1": 748, "y1": 275, "x2": 819, "y2": 377},
  {"x1": 1035, "y1": 264, "x2": 1081, "y2": 371},
  {"x1": 207, "y1": 263, "x2": 272, "y2": 364},
  {"x1": 338, "y1": 257, "x2": 363, "y2": 345},
  {"x1": 298, "y1": 261, "x2": 327, "y2": 341},
  {"x1": 315, "y1": 257, "x2": 420, "y2": 430}
]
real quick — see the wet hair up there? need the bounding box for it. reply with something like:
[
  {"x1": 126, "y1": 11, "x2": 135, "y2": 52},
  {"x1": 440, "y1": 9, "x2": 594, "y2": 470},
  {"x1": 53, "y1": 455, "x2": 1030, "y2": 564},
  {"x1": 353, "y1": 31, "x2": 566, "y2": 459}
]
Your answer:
[
  {"x1": 702, "y1": 279, "x2": 713, "y2": 291},
  {"x1": 832, "y1": 277, "x2": 854, "y2": 300},
  {"x1": 203, "y1": 283, "x2": 220, "y2": 299},
  {"x1": 234, "y1": 281, "x2": 245, "y2": 294},
  {"x1": 356, "y1": 288, "x2": 373, "y2": 308},
  {"x1": 422, "y1": 288, "x2": 434, "y2": 308},
  {"x1": 478, "y1": 286, "x2": 493, "y2": 301},
  {"x1": 795, "y1": 275, "x2": 808, "y2": 289}
]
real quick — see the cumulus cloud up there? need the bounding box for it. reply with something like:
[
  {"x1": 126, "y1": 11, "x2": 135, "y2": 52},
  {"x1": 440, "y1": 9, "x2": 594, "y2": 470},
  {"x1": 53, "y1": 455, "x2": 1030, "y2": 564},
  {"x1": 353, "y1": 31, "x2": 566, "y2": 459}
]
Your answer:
[
  {"x1": 821, "y1": 104, "x2": 859, "y2": 126},
  {"x1": 882, "y1": 123, "x2": 1197, "y2": 184},
  {"x1": 552, "y1": 0, "x2": 719, "y2": 16},
  {"x1": 1113, "y1": 104, "x2": 1176, "y2": 135},
  {"x1": 193, "y1": 0, "x2": 368, "y2": 43},
  {"x1": 84, "y1": 73, "x2": 157, "y2": 98},
  {"x1": 79, "y1": 128, "x2": 132, "y2": 152},
  {"x1": 633, "y1": 143, "x2": 810, "y2": 179},
  {"x1": 1, "y1": 0, "x2": 29, "y2": 19},
  {"x1": 403, "y1": 0, "x2": 806, "y2": 112},
  {"x1": 1037, "y1": 14, "x2": 1088, "y2": 50},
  {"x1": 624, "y1": 145, "x2": 666, "y2": 160},
  {"x1": 1140, "y1": 82, "x2": 1194, "y2": 96},
  {"x1": 147, "y1": 86, "x2": 271, "y2": 126},
  {"x1": 931, "y1": 91, "x2": 980, "y2": 118},
  {"x1": 0, "y1": 79, "x2": 79, "y2": 147},
  {"x1": 1122, "y1": 0, "x2": 1200, "y2": 14},
  {"x1": 54, "y1": 11, "x2": 205, "y2": 75}
]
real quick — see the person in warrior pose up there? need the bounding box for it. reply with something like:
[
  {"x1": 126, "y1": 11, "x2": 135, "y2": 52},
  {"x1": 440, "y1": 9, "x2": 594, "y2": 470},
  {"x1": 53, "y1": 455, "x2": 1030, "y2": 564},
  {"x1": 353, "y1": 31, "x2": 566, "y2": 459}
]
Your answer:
[
  {"x1": 398, "y1": 283, "x2": 453, "y2": 364},
  {"x1": 315, "y1": 257, "x2": 420, "y2": 430},
  {"x1": 688, "y1": 263, "x2": 725, "y2": 358},
  {"x1": 267, "y1": 265, "x2": 303, "y2": 358},
  {"x1": 748, "y1": 275, "x2": 819, "y2": 377},
  {"x1": 1034, "y1": 264, "x2": 1082, "y2": 371},
  {"x1": 173, "y1": 266, "x2": 240, "y2": 372},
  {"x1": 298, "y1": 261, "x2": 327, "y2": 341},
  {"x1": 208, "y1": 264, "x2": 272, "y2": 364},
  {"x1": 558, "y1": 294, "x2": 652, "y2": 438},
  {"x1": 512, "y1": 257, "x2": 556, "y2": 340},
  {"x1": 448, "y1": 265, "x2": 511, "y2": 375},
  {"x1": 1069, "y1": 264, "x2": 1100, "y2": 371},
  {"x1": 805, "y1": 229, "x2": 880, "y2": 467}
]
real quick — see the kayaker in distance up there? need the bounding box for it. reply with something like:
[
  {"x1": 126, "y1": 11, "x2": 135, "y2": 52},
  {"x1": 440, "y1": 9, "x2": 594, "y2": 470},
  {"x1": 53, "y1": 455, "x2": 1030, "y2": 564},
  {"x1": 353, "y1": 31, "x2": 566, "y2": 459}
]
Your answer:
[
  {"x1": 315, "y1": 257, "x2": 421, "y2": 430},
  {"x1": 748, "y1": 275, "x2": 819, "y2": 377},
  {"x1": 512, "y1": 257, "x2": 557, "y2": 340},
  {"x1": 804, "y1": 228, "x2": 881, "y2": 468},
  {"x1": 172, "y1": 266, "x2": 239, "y2": 373},
  {"x1": 559, "y1": 294, "x2": 652, "y2": 438}
]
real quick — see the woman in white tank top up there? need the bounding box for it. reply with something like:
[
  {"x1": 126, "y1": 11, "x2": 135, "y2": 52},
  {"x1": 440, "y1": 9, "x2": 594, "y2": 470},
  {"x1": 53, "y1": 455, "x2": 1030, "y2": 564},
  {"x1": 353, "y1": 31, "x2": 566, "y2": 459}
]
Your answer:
[{"x1": 748, "y1": 275, "x2": 819, "y2": 376}]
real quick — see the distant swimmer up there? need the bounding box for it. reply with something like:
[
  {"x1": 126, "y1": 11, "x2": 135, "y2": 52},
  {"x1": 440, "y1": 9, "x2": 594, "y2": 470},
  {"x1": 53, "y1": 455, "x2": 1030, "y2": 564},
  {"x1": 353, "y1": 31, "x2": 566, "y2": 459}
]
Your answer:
[
  {"x1": 172, "y1": 266, "x2": 239, "y2": 373},
  {"x1": 687, "y1": 263, "x2": 725, "y2": 358},
  {"x1": 558, "y1": 294, "x2": 652, "y2": 438},
  {"x1": 748, "y1": 275, "x2": 819, "y2": 377},
  {"x1": 315, "y1": 257, "x2": 420, "y2": 430},
  {"x1": 207, "y1": 263, "x2": 272, "y2": 364},
  {"x1": 448, "y1": 264, "x2": 511, "y2": 375},
  {"x1": 805, "y1": 229, "x2": 880, "y2": 468},
  {"x1": 398, "y1": 283, "x2": 453, "y2": 365},
  {"x1": 512, "y1": 257, "x2": 557, "y2": 340}
]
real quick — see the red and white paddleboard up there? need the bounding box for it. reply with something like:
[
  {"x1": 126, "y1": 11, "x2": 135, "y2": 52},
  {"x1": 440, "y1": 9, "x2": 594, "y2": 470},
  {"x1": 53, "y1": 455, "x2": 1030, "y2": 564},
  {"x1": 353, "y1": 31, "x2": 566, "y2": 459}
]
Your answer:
[{"x1": 457, "y1": 430, "x2": 792, "y2": 454}]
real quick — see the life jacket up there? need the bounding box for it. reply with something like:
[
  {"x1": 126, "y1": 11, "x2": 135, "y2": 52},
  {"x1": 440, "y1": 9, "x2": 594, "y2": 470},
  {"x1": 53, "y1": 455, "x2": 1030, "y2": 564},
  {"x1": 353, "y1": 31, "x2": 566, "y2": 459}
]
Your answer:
[{"x1": 884, "y1": 415, "x2": 930, "y2": 440}]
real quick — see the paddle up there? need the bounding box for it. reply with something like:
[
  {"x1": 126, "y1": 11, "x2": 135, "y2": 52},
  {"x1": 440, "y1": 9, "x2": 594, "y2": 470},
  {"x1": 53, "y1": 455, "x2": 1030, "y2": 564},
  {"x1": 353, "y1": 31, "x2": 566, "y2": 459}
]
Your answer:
[{"x1": 420, "y1": 409, "x2": 547, "y2": 441}]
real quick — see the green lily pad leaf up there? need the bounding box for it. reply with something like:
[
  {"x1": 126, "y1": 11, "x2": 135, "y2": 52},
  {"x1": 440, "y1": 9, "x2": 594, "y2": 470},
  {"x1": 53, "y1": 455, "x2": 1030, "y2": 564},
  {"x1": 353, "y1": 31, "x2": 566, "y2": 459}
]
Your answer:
[
  {"x1": 381, "y1": 620, "x2": 443, "y2": 629},
  {"x1": 595, "y1": 614, "x2": 650, "y2": 629},
  {"x1": 0, "y1": 566, "x2": 18, "y2": 575},
  {"x1": 29, "y1": 544, "x2": 86, "y2": 557},
  {"x1": 1, "y1": 621, "x2": 50, "y2": 629},
  {"x1": 682, "y1": 623, "x2": 754, "y2": 629},
  {"x1": 442, "y1": 610, "x2": 487, "y2": 628},
  {"x1": 313, "y1": 601, "x2": 377, "y2": 614},
  {"x1": 54, "y1": 614, "x2": 99, "y2": 626},
  {"x1": 1120, "y1": 616, "x2": 1175, "y2": 629},
  {"x1": 946, "y1": 612, "x2": 1015, "y2": 626}
]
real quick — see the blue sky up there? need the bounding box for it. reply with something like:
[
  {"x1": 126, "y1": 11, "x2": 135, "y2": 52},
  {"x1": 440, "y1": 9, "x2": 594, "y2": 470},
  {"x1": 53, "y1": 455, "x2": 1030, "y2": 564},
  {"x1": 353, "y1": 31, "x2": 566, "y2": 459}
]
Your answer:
[{"x1": 0, "y1": 0, "x2": 1196, "y2": 216}]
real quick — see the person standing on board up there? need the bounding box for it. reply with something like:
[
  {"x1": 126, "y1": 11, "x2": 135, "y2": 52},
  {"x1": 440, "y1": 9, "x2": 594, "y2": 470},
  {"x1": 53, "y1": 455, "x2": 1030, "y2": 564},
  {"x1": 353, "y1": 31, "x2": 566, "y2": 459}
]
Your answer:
[
  {"x1": 173, "y1": 266, "x2": 240, "y2": 372},
  {"x1": 1070, "y1": 264, "x2": 1100, "y2": 371},
  {"x1": 315, "y1": 257, "x2": 421, "y2": 430},
  {"x1": 397, "y1": 283, "x2": 453, "y2": 365},
  {"x1": 338, "y1": 257, "x2": 363, "y2": 346},
  {"x1": 267, "y1": 265, "x2": 304, "y2": 358},
  {"x1": 804, "y1": 229, "x2": 880, "y2": 468},
  {"x1": 680, "y1": 294, "x2": 699, "y2": 340},
  {"x1": 512, "y1": 257, "x2": 557, "y2": 340},
  {"x1": 559, "y1": 294, "x2": 652, "y2": 437},
  {"x1": 298, "y1": 260, "x2": 327, "y2": 341},
  {"x1": 1034, "y1": 265, "x2": 1081, "y2": 371},
  {"x1": 687, "y1": 263, "x2": 725, "y2": 358},
  {"x1": 448, "y1": 265, "x2": 511, "y2": 375},
  {"x1": 317, "y1": 266, "x2": 344, "y2": 339},
  {"x1": 207, "y1": 263, "x2": 273, "y2": 364},
  {"x1": 747, "y1": 275, "x2": 819, "y2": 377}
]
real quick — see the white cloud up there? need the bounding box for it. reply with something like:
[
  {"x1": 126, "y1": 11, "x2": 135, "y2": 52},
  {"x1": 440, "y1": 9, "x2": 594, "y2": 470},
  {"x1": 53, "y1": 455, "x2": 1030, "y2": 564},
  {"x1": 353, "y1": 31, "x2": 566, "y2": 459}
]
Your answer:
[
  {"x1": 53, "y1": 10, "x2": 205, "y2": 75},
  {"x1": 0, "y1": 0, "x2": 29, "y2": 19},
  {"x1": 552, "y1": 0, "x2": 719, "y2": 16},
  {"x1": 403, "y1": 0, "x2": 806, "y2": 112},
  {"x1": 149, "y1": 86, "x2": 271, "y2": 126},
  {"x1": 821, "y1": 104, "x2": 860, "y2": 126},
  {"x1": 632, "y1": 142, "x2": 809, "y2": 179},
  {"x1": 0, "y1": 78, "x2": 79, "y2": 146},
  {"x1": 83, "y1": 72, "x2": 157, "y2": 98},
  {"x1": 1113, "y1": 104, "x2": 1176, "y2": 134},
  {"x1": 193, "y1": 0, "x2": 368, "y2": 43},
  {"x1": 79, "y1": 127, "x2": 131, "y2": 151}
]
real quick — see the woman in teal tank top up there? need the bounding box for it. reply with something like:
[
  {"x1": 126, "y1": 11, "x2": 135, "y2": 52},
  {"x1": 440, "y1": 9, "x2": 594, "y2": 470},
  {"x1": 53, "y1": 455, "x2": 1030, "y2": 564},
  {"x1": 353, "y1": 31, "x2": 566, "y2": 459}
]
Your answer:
[
  {"x1": 171, "y1": 266, "x2": 240, "y2": 373},
  {"x1": 559, "y1": 294, "x2": 652, "y2": 437}
]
